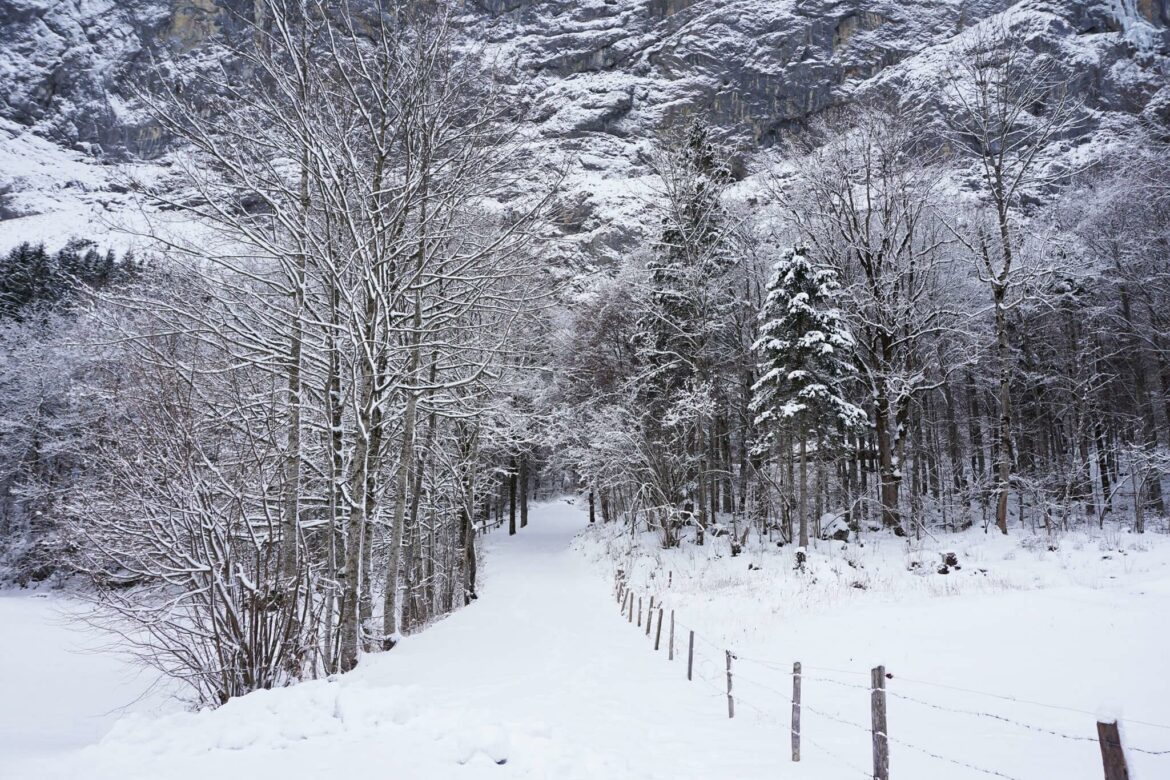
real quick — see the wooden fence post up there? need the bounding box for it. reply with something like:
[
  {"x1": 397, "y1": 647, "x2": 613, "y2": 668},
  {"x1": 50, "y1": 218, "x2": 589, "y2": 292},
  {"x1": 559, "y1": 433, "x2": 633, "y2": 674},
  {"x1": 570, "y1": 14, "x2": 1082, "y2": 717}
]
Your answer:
[
  {"x1": 725, "y1": 651, "x2": 735, "y2": 719},
  {"x1": 871, "y1": 665, "x2": 889, "y2": 780},
  {"x1": 668, "y1": 610, "x2": 675, "y2": 660},
  {"x1": 646, "y1": 597, "x2": 654, "y2": 636},
  {"x1": 637, "y1": 596, "x2": 642, "y2": 627},
  {"x1": 791, "y1": 661, "x2": 801, "y2": 762},
  {"x1": 628, "y1": 593, "x2": 634, "y2": 623},
  {"x1": 1097, "y1": 720, "x2": 1130, "y2": 780},
  {"x1": 687, "y1": 631, "x2": 695, "y2": 681},
  {"x1": 654, "y1": 608, "x2": 664, "y2": 650}
]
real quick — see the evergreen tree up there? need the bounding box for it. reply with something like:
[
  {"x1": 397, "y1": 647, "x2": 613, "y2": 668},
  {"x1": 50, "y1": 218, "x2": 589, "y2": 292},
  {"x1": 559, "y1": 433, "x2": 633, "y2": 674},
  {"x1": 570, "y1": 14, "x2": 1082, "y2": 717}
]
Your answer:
[
  {"x1": 751, "y1": 246, "x2": 866, "y2": 551},
  {"x1": 0, "y1": 240, "x2": 140, "y2": 322},
  {"x1": 0, "y1": 243, "x2": 57, "y2": 318},
  {"x1": 636, "y1": 120, "x2": 739, "y2": 542},
  {"x1": 642, "y1": 120, "x2": 735, "y2": 408}
]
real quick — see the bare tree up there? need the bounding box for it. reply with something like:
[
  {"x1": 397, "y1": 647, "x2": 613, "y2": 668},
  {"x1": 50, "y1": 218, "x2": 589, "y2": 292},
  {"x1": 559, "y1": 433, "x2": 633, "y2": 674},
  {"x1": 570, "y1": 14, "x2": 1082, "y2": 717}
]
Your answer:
[
  {"x1": 943, "y1": 22, "x2": 1084, "y2": 533},
  {"x1": 74, "y1": 0, "x2": 557, "y2": 699}
]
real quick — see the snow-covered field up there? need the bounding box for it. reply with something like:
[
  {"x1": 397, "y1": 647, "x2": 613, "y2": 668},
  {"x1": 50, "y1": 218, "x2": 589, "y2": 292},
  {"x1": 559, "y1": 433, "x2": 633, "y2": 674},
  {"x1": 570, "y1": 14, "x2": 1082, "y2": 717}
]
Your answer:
[
  {"x1": 3, "y1": 501, "x2": 1168, "y2": 779},
  {"x1": 583, "y1": 519, "x2": 1170, "y2": 779},
  {"x1": 0, "y1": 594, "x2": 173, "y2": 775}
]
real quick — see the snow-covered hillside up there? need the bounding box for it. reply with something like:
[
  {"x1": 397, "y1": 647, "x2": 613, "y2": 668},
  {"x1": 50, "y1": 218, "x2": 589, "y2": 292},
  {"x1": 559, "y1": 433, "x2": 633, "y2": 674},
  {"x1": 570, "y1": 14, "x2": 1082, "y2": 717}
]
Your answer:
[{"x1": 1, "y1": 0, "x2": 1167, "y2": 265}]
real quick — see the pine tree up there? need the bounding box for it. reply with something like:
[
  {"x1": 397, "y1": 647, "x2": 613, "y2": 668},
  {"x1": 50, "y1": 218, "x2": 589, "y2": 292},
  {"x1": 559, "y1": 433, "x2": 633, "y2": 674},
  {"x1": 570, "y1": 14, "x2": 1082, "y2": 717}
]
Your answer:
[
  {"x1": 637, "y1": 120, "x2": 738, "y2": 543},
  {"x1": 751, "y1": 246, "x2": 866, "y2": 552},
  {"x1": 642, "y1": 120, "x2": 734, "y2": 410},
  {"x1": 0, "y1": 240, "x2": 140, "y2": 322}
]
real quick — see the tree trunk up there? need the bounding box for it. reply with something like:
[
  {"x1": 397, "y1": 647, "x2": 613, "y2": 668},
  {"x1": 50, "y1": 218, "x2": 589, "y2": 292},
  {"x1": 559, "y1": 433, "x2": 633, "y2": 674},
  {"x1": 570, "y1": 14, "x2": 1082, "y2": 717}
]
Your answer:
[
  {"x1": 519, "y1": 455, "x2": 529, "y2": 528},
  {"x1": 874, "y1": 391, "x2": 901, "y2": 531},
  {"x1": 798, "y1": 435, "x2": 809, "y2": 549},
  {"x1": 993, "y1": 286, "x2": 1012, "y2": 535},
  {"x1": 508, "y1": 457, "x2": 517, "y2": 536}
]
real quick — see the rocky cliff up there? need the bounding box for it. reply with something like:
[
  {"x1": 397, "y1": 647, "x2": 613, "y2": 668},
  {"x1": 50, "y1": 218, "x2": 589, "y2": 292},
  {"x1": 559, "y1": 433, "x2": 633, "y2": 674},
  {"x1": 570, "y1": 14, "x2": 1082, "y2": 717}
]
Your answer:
[{"x1": 0, "y1": 0, "x2": 1167, "y2": 259}]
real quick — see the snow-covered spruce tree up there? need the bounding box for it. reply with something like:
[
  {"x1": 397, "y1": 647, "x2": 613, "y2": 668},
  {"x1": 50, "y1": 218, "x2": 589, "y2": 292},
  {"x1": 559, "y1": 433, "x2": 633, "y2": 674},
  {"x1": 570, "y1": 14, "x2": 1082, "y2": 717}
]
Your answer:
[
  {"x1": 751, "y1": 247, "x2": 866, "y2": 554},
  {"x1": 642, "y1": 120, "x2": 734, "y2": 410},
  {"x1": 779, "y1": 102, "x2": 958, "y2": 536}
]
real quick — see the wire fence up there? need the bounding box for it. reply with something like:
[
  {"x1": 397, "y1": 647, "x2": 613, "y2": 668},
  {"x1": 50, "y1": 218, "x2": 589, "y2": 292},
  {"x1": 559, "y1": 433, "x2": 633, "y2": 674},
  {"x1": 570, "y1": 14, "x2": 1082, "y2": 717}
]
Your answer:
[{"x1": 612, "y1": 575, "x2": 1170, "y2": 779}]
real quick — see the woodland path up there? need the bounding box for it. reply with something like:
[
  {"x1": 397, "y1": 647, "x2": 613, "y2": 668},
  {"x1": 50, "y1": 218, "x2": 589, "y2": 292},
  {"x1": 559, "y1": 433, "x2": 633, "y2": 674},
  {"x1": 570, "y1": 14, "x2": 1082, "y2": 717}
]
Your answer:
[{"x1": 356, "y1": 497, "x2": 784, "y2": 778}]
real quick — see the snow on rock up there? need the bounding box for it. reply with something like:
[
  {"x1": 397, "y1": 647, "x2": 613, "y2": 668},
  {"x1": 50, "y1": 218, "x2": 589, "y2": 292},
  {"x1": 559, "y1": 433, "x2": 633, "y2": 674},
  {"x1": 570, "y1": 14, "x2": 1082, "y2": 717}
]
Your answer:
[{"x1": 0, "y1": 117, "x2": 172, "y2": 254}]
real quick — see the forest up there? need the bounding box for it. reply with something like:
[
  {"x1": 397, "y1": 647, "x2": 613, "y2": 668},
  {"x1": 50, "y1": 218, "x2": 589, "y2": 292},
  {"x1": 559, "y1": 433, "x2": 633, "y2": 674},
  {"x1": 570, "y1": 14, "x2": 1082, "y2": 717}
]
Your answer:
[{"x1": 0, "y1": 0, "x2": 1167, "y2": 712}]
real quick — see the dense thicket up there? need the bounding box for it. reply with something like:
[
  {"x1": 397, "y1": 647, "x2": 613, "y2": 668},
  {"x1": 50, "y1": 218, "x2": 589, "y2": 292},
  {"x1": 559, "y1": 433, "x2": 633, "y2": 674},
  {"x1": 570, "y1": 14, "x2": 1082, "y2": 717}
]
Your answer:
[{"x1": 0, "y1": 241, "x2": 139, "y2": 584}]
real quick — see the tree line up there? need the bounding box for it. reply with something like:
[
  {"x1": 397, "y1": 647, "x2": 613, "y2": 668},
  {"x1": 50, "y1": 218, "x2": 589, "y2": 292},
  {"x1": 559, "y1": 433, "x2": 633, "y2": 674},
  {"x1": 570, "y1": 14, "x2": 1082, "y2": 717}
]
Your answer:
[
  {"x1": 3, "y1": 1, "x2": 558, "y2": 705},
  {"x1": 550, "y1": 25, "x2": 1170, "y2": 552}
]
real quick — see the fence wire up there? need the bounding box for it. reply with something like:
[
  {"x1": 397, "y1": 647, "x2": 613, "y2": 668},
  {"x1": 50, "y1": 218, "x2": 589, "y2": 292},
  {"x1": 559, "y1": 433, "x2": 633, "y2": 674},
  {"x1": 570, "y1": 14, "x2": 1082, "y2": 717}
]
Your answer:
[{"x1": 614, "y1": 577, "x2": 1170, "y2": 774}]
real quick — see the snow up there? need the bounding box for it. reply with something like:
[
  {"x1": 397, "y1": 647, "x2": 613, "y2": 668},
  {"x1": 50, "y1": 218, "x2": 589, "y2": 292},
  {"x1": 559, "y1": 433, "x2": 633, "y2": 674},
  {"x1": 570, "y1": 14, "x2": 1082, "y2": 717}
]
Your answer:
[
  {"x1": 0, "y1": 594, "x2": 173, "y2": 775},
  {"x1": 588, "y1": 521, "x2": 1170, "y2": 779},
  {"x1": 5, "y1": 503, "x2": 1170, "y2": 779},
  {"x1": 0, "y1": 118, "x2": 166, "y2": 255},
  {"x1": 3, "y1": 501, "x2": 781, "y2": 779}
]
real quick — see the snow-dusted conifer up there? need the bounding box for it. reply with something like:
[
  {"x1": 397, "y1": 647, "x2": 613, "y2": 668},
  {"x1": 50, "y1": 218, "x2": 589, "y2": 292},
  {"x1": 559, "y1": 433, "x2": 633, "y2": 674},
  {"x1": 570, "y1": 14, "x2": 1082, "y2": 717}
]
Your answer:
[{"x1": 751, "y1": 246, "x2": 865, "y2": 550}]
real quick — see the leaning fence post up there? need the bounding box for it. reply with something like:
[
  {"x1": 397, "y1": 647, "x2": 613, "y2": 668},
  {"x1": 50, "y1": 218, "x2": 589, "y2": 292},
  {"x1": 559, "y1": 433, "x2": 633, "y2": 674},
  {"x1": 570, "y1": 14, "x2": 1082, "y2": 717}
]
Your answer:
[
  {"x1": 687, "y1": 631, "x2": 695, "y2": 681},
  {"x1": 871, "y1": 665, "x2": 889, "y2": 780},
  {"x1": 654, "y1": 608, "x2": 664, "y2": 650},
  {"x1": 725, "y1": 650, "x2": 735, "y2": 719},
  {"x1": 1097, "y1": 720, "x2": 1130, "y2": 780},
  {"x1": 791, "y1": 661, "x2": 802, "y2": 762},
  {"x1": 646, "y1": 597, "x2": 654, "y2": 636}
]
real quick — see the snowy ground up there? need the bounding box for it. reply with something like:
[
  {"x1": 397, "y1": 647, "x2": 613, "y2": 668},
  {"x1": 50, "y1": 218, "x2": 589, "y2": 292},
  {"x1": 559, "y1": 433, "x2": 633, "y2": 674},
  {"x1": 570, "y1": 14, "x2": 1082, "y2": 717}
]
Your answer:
[
  {"x1": 0, "y1": 118, "x2": 213, "y2": 258},
  {"x1": 0, "y1": 594, "x2": 173, "y2": 774},
  {"x1": 585, "y1": 518, "x2": 1170, "y2": 779},
  {"x1": 4, "y1": 501, "x2": 1169, "y2": 779}
]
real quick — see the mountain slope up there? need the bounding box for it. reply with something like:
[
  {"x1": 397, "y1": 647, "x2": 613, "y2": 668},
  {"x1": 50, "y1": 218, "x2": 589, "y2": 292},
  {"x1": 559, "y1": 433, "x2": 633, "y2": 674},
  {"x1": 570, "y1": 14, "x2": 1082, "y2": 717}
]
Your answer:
[{"x1": 0, "y1": 0, "x2": 1167, "y2": 258}]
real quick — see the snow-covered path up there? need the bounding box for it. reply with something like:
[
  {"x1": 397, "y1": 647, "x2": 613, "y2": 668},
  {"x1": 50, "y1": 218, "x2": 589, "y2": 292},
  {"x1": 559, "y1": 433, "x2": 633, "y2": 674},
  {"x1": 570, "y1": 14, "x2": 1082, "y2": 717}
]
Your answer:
[{"x1": 8, "y1": 499, "x2": 784, "y2": 780}]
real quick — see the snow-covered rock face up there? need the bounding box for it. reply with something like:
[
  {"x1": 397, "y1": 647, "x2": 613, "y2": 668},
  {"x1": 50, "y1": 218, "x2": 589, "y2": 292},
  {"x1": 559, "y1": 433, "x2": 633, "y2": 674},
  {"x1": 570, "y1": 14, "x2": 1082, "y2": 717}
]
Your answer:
[
  {"x1": 4, "y1": 0, "x2": 1166, "y2": 155},
  {"x1": 0, "y1": 0, "x2": 1167, "y2": 258},
  {"x1": 472, "y1": 0, "x2": 1017, "y2": 143},
  {"x1": 464, "y1": 0, "x2": 1168, "y2": 266},
  {"x1": 0, "y1": 0, "x2": 261, "y2": 157}
]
